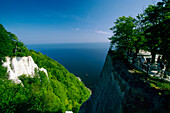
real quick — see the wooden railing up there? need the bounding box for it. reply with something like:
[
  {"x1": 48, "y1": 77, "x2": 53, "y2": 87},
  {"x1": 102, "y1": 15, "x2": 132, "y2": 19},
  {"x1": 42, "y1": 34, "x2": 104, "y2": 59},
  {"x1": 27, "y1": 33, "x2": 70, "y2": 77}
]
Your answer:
[{"x1": 127, "y1": 55, "x2": 170, "y2": 82}]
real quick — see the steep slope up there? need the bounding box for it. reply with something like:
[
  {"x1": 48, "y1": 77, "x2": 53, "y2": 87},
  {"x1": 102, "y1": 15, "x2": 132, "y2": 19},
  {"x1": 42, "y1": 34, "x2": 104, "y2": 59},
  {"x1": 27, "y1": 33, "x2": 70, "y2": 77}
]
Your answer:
[
  {"x1": 3, "y1": 56, "x2": 48, "y2": 83},
  {"x1": 0, "y1": 24, "x2": 90, "y2": 113},
  {"x1": 79, "y1": 51, "x2": 170, "y2": 113}
]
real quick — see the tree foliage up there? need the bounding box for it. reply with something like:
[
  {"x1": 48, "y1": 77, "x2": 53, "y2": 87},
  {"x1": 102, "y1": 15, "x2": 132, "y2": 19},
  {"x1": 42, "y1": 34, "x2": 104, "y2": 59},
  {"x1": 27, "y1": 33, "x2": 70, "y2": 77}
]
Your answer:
[
  {"x1": 109, "y1": 16, "x2": 136, "y2": 54},
  {"x1": 0, "y1": 24, "x2": 91, "y2": 113},
  {"x1": 109, "y1": 0, "x2": 170, "y2": 65}
]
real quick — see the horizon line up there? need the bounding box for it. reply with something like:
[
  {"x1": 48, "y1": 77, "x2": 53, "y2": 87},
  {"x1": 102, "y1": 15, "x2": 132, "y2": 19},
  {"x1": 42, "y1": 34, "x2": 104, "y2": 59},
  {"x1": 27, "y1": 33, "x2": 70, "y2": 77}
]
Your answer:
[{"x1": 26, "y1": 41, "x2": 110, "y2": 45}]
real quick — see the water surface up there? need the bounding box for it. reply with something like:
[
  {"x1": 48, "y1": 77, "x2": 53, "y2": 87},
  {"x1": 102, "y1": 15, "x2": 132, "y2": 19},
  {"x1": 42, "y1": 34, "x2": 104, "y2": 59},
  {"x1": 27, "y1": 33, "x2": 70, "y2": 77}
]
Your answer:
[{"x1": 27, "y1": 43, "x2": 110, "y2": 90}]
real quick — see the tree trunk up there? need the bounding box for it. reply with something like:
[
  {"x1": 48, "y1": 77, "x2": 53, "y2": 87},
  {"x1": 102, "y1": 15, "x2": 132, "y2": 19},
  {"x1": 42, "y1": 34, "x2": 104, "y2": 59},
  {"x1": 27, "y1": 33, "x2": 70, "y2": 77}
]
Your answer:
[
  {"x1": 127, "y1": 49, "x2": 130, "y2": 56},
  {"x1": 151, "y1": 50, "x2": 156, "y2": 63},
  {"x1": 129, "y1": 48, "x2": 132, "y2": 56},
  {"x1": 164, "y1": 52, "x2": 170, "y2": 72},
  {"x1": 135, "y1": 47, "x2": 139, "y2": 58}
]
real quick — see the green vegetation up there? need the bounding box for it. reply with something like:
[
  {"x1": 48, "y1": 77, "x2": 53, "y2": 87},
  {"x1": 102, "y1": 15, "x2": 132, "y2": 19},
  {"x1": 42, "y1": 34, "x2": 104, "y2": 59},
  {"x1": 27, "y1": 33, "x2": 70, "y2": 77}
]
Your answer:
[
  {"x1": 109, "y1": 0, "x2": 170, "y2": 93},
  {"x1": 109, "y1": 0, "x2": 170, "y2": 70},
  {"x1": 0, "y1": 24, "x2": 29, "y2": 59},
  {"x1": 0, "y1": 24, "x2": 90, "y2": 113},
  {"x1": 130, "y1": 69, "x2": 170, "y2": 94},
  {"x1": 0, "y1": 24, "x2": 29, "y2": 79},
  {"x1": 109, "y1": 50, "x2": 170, "y2": 95}
]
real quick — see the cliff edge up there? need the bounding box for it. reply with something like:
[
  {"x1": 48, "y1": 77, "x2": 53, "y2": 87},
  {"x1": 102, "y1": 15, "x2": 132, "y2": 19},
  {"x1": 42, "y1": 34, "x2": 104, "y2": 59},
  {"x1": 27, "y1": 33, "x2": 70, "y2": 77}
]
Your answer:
[
  {"x1": 3, "y1": 56, "x2": 48, "y2": 83},
  {"x1": 79, "y1": 51, "x2": 170, "y2": 113}
]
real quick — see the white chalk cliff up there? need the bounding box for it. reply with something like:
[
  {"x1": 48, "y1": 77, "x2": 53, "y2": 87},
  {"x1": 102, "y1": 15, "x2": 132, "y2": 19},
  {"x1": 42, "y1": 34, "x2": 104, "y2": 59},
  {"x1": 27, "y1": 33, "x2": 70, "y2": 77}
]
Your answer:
[{"x1": 3, "y1": 56, "x2": 48, "y2": 83}]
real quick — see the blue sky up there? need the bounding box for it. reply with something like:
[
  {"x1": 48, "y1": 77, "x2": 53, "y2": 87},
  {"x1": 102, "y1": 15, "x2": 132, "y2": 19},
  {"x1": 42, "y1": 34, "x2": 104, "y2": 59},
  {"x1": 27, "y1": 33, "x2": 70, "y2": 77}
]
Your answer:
[{"x1": 0, "y1": 0, "x2": 161, "y2": 44}]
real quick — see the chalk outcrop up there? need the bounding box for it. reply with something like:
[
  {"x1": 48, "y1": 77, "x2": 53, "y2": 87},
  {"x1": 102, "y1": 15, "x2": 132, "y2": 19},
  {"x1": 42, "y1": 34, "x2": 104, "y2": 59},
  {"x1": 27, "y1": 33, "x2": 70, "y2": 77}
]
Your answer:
[{"x1": 3, "y1": 56, "x2": 48, "y2": 83}]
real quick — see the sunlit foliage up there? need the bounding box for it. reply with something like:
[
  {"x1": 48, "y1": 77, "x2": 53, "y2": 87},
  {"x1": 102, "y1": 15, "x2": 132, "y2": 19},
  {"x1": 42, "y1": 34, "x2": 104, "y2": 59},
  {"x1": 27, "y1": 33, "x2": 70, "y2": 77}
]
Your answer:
[{"x1": 0, "y1": 24, "x2": 90, "y2": 113}]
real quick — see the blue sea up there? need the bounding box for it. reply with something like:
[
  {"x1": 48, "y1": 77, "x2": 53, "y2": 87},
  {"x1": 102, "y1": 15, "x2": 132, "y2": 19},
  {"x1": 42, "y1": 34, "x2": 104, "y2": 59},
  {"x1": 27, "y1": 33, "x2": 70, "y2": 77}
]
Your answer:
[{"x1": 27, "y1": 42, "x2": 110, "y2": 90}]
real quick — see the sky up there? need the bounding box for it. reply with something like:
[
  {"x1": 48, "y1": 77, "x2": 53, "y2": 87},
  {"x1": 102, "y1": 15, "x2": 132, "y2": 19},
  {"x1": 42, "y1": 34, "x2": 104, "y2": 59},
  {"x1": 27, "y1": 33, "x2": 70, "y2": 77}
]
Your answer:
[{"x1": 0, "y1": 0, "x2": 161, "y2": 44}]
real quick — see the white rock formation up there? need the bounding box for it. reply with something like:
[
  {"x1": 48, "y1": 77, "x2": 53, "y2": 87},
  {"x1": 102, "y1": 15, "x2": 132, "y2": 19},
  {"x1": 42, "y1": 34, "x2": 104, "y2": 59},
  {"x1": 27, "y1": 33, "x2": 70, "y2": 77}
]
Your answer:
[
  {"x1": 3, "y1": 56, "x2": 48, "y2": 83},
  {"x1": 65, "y1": 111, "x2": 73, "y2": 113},
  {"x1": 77, "y1": 77, "x2": 81, "y2": 81}
]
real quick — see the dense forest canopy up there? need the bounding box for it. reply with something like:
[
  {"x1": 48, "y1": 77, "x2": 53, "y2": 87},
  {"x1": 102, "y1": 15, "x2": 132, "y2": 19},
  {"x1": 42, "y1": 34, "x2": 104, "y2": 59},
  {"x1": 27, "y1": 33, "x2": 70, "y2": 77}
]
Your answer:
[
  {"x1": 109, "y1": 0, "x2": 170, "y2": 71},
  {"x1": 0, "y1": 24, "x2": 90, "y2": 113}
]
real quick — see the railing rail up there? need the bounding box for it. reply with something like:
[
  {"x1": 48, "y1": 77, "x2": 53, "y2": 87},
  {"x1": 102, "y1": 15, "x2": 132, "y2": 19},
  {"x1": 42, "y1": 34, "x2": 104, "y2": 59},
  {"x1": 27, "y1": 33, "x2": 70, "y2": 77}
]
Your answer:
[{"x1": 127, "y1": 55, "x2": 170, "y2": 82}]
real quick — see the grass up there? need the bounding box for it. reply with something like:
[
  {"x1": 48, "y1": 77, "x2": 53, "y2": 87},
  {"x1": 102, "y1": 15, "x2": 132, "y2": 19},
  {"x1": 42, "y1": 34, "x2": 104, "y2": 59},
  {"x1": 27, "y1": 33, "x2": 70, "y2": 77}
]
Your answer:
[{"x1": 130, "y1": 68, "x2": 170, "y2": 94}]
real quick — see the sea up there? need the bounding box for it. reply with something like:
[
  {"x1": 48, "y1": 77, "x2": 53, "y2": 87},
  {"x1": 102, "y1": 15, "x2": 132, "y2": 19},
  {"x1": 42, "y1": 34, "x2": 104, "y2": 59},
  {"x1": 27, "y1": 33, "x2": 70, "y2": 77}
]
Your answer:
[{"x1": 27, "y1": 42, "x2": 110, "y2": 90}]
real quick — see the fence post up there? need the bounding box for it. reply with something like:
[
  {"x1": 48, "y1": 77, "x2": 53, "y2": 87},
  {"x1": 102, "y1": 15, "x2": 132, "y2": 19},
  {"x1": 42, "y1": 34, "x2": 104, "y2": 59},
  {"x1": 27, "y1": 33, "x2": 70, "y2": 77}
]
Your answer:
[{"x1": 147, "y1": 64, "x2": 150, "y2": 74}]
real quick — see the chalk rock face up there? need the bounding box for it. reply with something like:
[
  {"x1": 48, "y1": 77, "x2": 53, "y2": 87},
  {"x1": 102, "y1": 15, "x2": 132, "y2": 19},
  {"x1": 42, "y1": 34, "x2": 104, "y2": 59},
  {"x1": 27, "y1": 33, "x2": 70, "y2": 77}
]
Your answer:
[
  {"x1": 3, "y1": 56, "x2": 48, "y2": 83},
  {"x1": 79, "y1": 52, "x2": 169, "y2": 113}
]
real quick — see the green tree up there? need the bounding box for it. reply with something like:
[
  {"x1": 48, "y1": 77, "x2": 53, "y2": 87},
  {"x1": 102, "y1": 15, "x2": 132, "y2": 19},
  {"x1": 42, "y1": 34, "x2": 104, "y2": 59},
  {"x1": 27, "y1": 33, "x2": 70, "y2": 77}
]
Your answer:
[
  {"x1": 157, "y1": 0, "x2": 170, "y2": 71},
  {"x1": 0, "y1": 24, "x2": 30, "y2": 59},
  {"x1": 0, "y1": 24, "x2": 91, "y2": 113},
  {"x1": 142, "y1": 4, "x2": 161, "y2": 63},
  {"x1": 133, "y1": 14, "x2": 146, "y2": 57},
  {"x1": 142, "y1": 0, "x2": 170, "y2": 63},
  {"x1": 109, "y1": 16, "x2": 136, "y2": 55}
]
